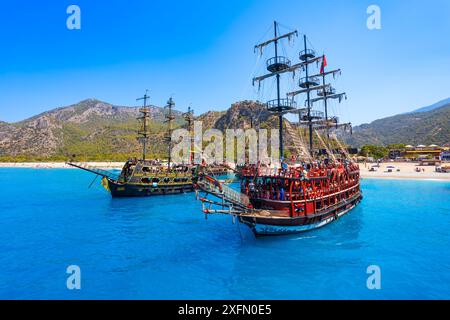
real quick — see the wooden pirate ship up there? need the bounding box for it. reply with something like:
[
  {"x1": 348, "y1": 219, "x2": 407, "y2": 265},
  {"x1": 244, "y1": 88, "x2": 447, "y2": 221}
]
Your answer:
[
  {"x1": 196, "y1": 22, "x2": 362, "y2": 236},
  {"x1": 68, "y1": 92, "x2": 198, "y2": 197}
]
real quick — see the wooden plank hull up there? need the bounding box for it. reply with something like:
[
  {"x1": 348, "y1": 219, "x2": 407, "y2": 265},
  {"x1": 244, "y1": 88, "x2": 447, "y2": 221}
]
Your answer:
[
  {"x1": 107, "y1": 179, "x2": 194, "y2": 197},
  {"x1": 239, "y1": 192, "x2": 362, "y2": 236}
]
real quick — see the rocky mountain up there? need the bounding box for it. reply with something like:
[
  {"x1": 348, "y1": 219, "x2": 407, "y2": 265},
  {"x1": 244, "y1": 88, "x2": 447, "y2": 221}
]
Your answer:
[
  {"x1": 193, "y1": 100, "x2": 325, "y2": 157},
  {"x1": 342, "y1": 101, "x2": 450, "y2": 147},
  {"x1": 5, "y1": 96, "x2": 446, "y2": 161},
  {"x1": 0, "y1": 99, "x2": 183, "y2": 160},
  {"x1": 0, "y1": 99, "x2": 305, "y2": 161},
  {"x1": 198, "y1": 100, "x2": 276, "y2": 130}
]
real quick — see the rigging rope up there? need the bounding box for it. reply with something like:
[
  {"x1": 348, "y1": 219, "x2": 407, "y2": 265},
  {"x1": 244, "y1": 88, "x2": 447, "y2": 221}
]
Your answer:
[
  {"x1": 241, "y1": 53, "x2": 262, "y2": 101},
  {"x1": 330, "y1": 132, "x2": 351, "y2": 161},
  {"x1": 314, "y1": 129, "x2": 336, "y2": 162}
]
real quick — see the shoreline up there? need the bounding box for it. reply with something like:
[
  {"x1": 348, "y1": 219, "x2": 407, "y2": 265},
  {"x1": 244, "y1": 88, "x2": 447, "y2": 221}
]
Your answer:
[
  {"x1": 1, "y1": 161, "x2": 449, "y2": 181},
  {"x1": 359, "y1": 161, "x2": 450, "y2": 181},
  {"x1": 0, "y1": 162, "x2": 124, "y2": 170},
  {"x1": 361, "y1": 175, "x2": 450, "y2": 182}
]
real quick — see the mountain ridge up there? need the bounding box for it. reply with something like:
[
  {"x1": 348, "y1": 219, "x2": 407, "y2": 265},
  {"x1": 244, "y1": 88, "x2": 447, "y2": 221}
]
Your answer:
[
  {"x1": 1, "y1": 97, "x2": 449, "y2": 160},
  {"x1": 343, "y1": 101, "x2": 450, "y2": 147},
  {"x1": 410, "y1": 97, "x2": 450, "y2": 113},
  {"x1": 0, "y1": 99, "x2": 181, "y2": 160},
  {"x1": 0, "y1": 99, "x2": 310, "y2": 161}
]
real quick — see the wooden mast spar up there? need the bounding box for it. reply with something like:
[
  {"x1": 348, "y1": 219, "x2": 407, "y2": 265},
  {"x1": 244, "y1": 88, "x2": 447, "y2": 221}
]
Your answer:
[
  {"x1": 165, "y1": 97, "x2": 176, "y2": 169},
  {"x1": 182, "y1": 106, "x2": 195, "y2": 165},
  {"x1": 253, "y1": 25, "x2": 352, "y2": 160},
  {"x1": 137, "y1": 90, "x2": 151, "y2": 161},
  {"x1": 253, "y1": 21, "x2": 299, "y2": 161}
]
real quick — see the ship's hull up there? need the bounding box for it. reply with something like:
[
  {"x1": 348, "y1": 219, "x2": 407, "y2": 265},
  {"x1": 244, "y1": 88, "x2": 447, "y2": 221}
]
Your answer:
[
  {"x1": 239, "y1": 192, "x2": 362, "y2": 236},
  {"x1": 107, "y1": 179, "x2": 194, "y2": 197}
]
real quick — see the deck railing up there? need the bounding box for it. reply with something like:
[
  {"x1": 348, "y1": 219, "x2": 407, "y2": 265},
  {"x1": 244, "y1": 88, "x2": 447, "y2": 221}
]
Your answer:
[
  {"x1": 266, "y1": 56, "x2": 291, "y2": 69},
  {"x1": 266, "y1": 98, "x2": 297, "y2": 112},
  {"x1": 198, "y1": 176, "x2": 250, "y2": 208}
]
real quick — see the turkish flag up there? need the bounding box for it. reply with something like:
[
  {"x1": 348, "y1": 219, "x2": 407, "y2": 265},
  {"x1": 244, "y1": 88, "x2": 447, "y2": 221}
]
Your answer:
[{"x1": 320, "y1": 55, "x2": 327, "y2": 74}]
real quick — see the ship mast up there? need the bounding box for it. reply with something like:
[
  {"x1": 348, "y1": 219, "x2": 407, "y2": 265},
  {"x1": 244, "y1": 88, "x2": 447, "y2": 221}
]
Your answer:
[
  {"x1": 137, "y1": 90, "x2": 151, "y2": 161},
  {"x1": 273, "y1": 22, "x2": 284, "y2": 160},
  {"x1": 321, "y1": 55, "x2": 329, "y2": 139},
  {"x1": 308, "y1": 64, "x2": 350, "y2": 146},
  {"x1": 303, "y1": 35, "x2": 314, "y2": 154},
  {"x1": 183, "y1": 106, "x2": 194, "y2": 165},
  {"x1": 165, "y1": 97, "x2": 176, "y2": 169},
  {"x1": 286, "y1": 39, "x2": 350, "y2": 159},
  {"x1": 253, "y1": 23, "x2": 351, "y2": 161},
  {"x1": 253, "y1": 21, "x2": 298, "y2": 162}
]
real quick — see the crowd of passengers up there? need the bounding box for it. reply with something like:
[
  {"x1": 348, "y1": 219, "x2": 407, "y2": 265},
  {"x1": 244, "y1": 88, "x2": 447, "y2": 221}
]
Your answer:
[
  {"x1": 240, "y1": 159, "x2": 360, "y2": 201},
  {"x1": 241, "y1": 158, "x2": 359, "y2": 178}
]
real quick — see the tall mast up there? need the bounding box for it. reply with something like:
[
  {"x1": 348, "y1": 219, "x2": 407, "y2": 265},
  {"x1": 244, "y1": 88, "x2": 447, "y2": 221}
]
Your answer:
[
  {"x1": 137, "y1": 90, "x2": 151, "y2": 161},
  {"x1": 303, "y1": 35, "x2": 313, "y2": 154},
  {"x1": 321, "y1": 55, "x2": 329, "y2": 139},
  {"x1": 274, "y1": 21, "x2": 284, "y2": 161},
  {"x1": 253, "y1": 22, "x2": 298, "y2": 163},
  {"x1": 165, "y1": 97, "x2": 176, "y2": 169},
  {"x1": 183, "y1": 106, "x2": 194, "y2": 165},
  {"x1": 273, "y1": 28, "x2": 349, "y2": 161}
]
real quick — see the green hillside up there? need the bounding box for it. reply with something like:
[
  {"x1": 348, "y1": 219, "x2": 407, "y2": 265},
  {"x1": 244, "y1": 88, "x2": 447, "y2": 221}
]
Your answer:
[
  {"x1": 343, "y1": 104, "x2": 450, "y2": 147},
  {"x1": 0, "y1": 99, "x2": 184, "y2": 161}
]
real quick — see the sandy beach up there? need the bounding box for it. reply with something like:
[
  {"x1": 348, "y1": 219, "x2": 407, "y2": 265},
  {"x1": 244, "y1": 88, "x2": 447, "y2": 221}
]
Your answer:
[
  {"x1": 359, "y1": 162, "x2": 450, "y2": 181},
  {"x1": 0, "y1": 162, "x2": 125, "y2": 169},
  {"x1": 1, "y1": 161, "x2": 449, "y2": 181}
]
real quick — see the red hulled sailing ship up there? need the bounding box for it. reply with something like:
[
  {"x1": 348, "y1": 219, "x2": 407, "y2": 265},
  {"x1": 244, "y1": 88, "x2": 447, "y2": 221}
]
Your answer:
[{"x1": 195, "y1": 22, "x2": 362, "y2": 236}]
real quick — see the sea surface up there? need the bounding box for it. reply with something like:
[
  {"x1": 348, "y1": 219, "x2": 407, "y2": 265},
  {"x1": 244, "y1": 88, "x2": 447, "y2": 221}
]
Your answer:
[{"x1": 0, "y1": 168, "x2": 449, "y2": 299}]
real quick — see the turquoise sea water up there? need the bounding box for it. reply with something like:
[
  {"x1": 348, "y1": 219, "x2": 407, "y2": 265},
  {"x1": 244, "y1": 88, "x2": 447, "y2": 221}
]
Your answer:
[{"x1": 0, "y1": 168, "x2": 449, "y2": 299}]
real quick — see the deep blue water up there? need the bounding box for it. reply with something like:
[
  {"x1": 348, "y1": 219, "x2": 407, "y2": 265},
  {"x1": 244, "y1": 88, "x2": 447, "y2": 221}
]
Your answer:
[{"x1": 0, "y1": 168, "x2": 449, "y2": 299}]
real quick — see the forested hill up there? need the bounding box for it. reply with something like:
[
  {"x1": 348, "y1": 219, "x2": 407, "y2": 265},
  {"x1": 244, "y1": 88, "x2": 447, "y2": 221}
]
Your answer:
[
  {"x1": 1, "y1": 97, "x2": 449, "y2": 161},
  {"x1": 0, "y1": 99, "x2": 181, "y2": 161},
  {"x1": 342, "y1": 102, "x2": 450, "y2": 147}
]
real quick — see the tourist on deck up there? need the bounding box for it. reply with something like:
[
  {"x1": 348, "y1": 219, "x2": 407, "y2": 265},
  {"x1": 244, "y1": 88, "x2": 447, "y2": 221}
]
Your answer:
[{"x1": 280, "y1": 187, "x2": 285, "y2": 201}]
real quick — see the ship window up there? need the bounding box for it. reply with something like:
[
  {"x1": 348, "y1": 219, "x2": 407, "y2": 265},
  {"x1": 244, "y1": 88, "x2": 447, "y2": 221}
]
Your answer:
[
  {"x1": 141, "y1": 178, "x2": 151, "y2": 184},
  {"x1": 142, "y1": 167, "x2": 151, "y2": 173},
  {"x1": 152, "y1": 178, "x2": 160, "y2": 183},
  {"x1": 163, "y1": 178, "x2": 170, "y2": 183},
  {"x1": 316, "y1": 202, "x2": 322, "y2": 210}
]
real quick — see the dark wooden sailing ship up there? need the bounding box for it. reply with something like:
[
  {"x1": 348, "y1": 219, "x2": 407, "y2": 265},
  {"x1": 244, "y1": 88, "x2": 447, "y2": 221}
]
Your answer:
[
  {"x1": 196, "y1": 22, "x2": 362, "y2": 236},
  {"x1": 68, "y1": 92, "x2": 198, "y2": 197}
]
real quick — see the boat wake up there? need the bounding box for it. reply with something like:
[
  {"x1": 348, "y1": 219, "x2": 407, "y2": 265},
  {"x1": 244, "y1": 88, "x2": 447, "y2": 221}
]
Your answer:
[{"x1": 290, "y1": 235, "x2": 317, "y2": 241}]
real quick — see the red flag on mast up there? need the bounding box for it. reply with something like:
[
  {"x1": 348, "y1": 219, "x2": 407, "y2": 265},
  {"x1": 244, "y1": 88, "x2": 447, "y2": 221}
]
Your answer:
[{"x1": 320, "y1": 55, "x2": 327, "y2": 74}]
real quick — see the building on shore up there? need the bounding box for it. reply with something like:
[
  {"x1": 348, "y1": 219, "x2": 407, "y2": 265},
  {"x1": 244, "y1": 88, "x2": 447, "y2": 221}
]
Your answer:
[
  {"x1": 388, "y1": 144, "x2": 449, "y2": 161},
  {"x1": 441, "y1": 150, "x2": 450, "y2": 161}
]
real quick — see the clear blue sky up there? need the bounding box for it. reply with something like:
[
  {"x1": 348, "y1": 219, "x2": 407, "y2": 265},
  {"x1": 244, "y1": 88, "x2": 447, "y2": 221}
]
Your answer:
[{"x1": 0, "y1": 0, "x2": 449, "y2": 125}]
